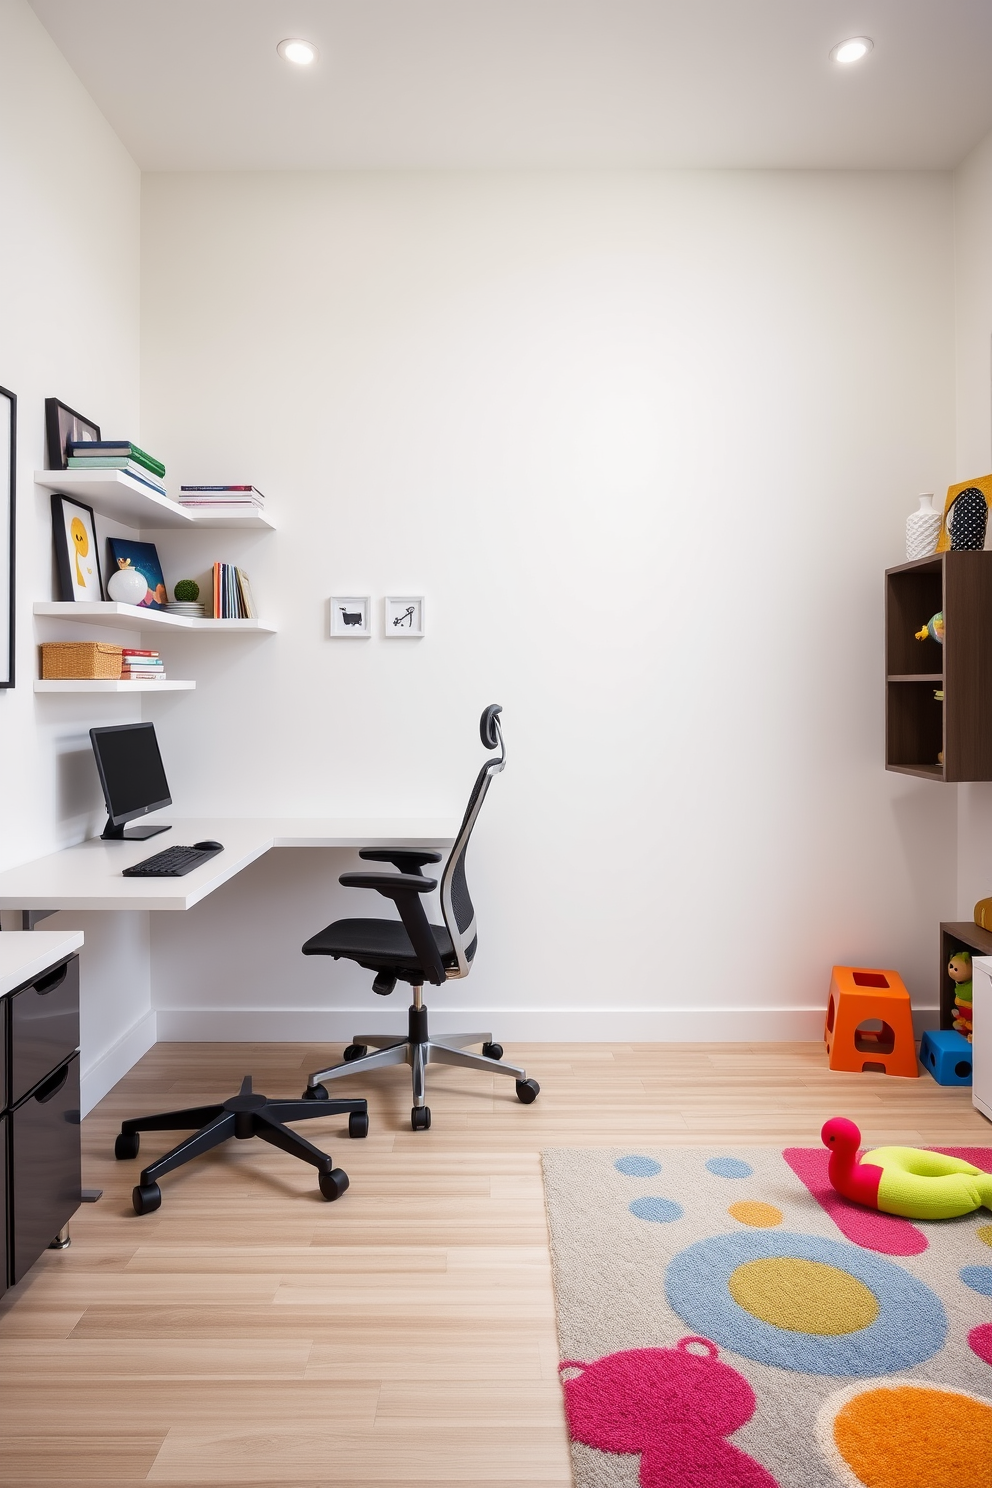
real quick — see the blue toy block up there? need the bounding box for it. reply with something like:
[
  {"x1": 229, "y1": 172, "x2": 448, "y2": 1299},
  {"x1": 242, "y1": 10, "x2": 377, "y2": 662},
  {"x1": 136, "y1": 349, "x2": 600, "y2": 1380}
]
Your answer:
[{"x1": 920, "y1": 1028, "x2": 973, "y2": 1086}]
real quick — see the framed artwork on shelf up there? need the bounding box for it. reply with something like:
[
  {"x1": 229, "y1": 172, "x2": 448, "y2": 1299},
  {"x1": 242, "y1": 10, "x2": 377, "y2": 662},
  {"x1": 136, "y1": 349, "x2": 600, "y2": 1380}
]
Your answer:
[
  {"x1": 51, "y1": 493, "x2": 102, "y2": 603},
  {"x1": 329, "y1": 595, "x2": 371, "y2": 638},
  {"x1": 106, "y1": 538, "x2": 167, "y2": 609},
  {"x1": 384, "y1": 595, "x2": 425, "y2": 638},
  {"x1": 44, "y1": 397, "x2": 100, "y2": 470},
  {"x1": 0, "y1": 385, "x2": 15, "y2": 687}
]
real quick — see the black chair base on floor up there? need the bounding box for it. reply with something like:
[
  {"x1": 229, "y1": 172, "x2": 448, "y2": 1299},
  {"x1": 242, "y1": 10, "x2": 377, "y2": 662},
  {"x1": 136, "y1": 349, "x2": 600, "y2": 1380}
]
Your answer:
[{"x1": 114, "y1": 1075, "x2": 369, "y2": 1214}]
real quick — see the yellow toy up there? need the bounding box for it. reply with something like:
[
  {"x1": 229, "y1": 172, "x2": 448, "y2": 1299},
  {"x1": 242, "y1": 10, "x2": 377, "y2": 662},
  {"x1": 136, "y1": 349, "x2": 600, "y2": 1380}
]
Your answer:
[
  {"x1": 823, "y1": 1117, "x2": 992, "y2": 1220},
  {"x1": 949, "y1": 949, "x2": 973, "y2": 1042},
  {"x1": 915, "y1": 611, "x2": 944, "y2": 644}
]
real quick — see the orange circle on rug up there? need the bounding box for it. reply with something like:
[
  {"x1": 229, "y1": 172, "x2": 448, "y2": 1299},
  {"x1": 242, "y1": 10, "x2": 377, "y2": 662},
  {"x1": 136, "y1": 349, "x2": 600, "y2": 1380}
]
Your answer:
[
  {"x1": 728, "y1": 1258, "x2": 878, "y2": 1335},
  {"x1": 832, "y1": 1384, "x2": 992, "y2": 1488},
  {"x1": 976, "y1": 1224, "x2": 992, "y2": 1248},
  {"x1": 728, "y1": 1201, "x2": 782, "y2": 1228}
]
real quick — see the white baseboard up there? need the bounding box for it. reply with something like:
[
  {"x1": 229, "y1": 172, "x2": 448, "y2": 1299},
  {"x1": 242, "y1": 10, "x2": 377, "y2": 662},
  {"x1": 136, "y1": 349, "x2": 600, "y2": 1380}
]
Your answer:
[
  {"x1": 154, "y1": 1005, "x2": 942, "y2": 1044},
  {"x1": 80, "y1": 1009, "x2": 157, "y2": 1117}
]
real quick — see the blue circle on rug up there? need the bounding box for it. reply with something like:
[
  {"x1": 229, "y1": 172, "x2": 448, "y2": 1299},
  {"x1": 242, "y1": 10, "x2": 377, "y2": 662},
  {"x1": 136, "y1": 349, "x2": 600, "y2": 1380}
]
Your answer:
[
  {"x1": 664, "y1": 1230, "x2": 946, "y2": 1376},
  {"x1": 706, "y1": 1157, "x2": 753, "y2": 1179},
  {"x1": 630, "y1": 1196, "x2": 683, "y2": 1223},
  {"x1": 615, "y1": 1155, "x2": 662, "y2": 1177},
  {"x1": 961, "y1": 1266, "x2": 992, "y2": 1296}
]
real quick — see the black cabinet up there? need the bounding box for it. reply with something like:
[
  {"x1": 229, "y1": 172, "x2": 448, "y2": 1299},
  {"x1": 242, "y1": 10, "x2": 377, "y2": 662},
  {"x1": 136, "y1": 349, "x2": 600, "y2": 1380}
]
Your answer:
[
  {"x1": 2, "y1": 953, "x2": 81, "y2": 1294},
  {"x1": 11, "y1": 1055, "x2": 80, "y2": 1284}
]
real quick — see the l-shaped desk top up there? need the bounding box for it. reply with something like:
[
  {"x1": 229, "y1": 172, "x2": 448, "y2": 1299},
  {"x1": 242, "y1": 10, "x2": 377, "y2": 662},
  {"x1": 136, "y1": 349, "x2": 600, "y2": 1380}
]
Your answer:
[{"x1": 0, "y1": 818, "x2": 458, "y2": 913}]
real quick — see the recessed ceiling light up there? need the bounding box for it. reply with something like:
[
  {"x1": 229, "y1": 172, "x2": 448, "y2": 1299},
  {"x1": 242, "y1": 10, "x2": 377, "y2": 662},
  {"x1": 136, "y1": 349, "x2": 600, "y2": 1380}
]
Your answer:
[
  {"x1": 277, "y1": 38, "x2": 318, "y2": 66},
  {"x1": 830, "y1": 36, "x2": 873, "y2": 65}
]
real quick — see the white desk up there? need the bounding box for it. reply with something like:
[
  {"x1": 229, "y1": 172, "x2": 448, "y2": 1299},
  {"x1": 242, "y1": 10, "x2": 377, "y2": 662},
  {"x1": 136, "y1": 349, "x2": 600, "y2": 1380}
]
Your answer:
[{"x1": 0, "y1": 818, "x2": 458, "y2": 914}]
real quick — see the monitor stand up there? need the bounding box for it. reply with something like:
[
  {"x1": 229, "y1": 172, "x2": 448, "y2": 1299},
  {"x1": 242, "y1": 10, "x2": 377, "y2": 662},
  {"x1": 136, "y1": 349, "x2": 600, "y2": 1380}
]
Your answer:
[{"x1": 101, "y1": 820, "x2": 171, "y2": 841}]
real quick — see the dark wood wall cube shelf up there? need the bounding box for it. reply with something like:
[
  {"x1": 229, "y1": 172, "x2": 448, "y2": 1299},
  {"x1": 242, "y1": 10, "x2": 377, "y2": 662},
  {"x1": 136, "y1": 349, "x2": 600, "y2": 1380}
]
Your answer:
[{"x1": 885, "y1": 552, "x2": 992, "y2": 782}]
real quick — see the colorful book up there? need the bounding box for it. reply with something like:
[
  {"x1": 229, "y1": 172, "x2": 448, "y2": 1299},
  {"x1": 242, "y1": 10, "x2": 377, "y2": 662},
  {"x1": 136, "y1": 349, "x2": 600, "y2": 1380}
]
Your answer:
[
  {"x1": 67, "y1": 457, "x2": 167, "y2": 492},
  {"x1": 67, "y1": 441, "x2": 166, "y2": 478},
  {"x1": 180, "y1": 485, "x2": 264, "y2": 495},
  {"x1": 121, "y1": 649, "x2": 160, "y2": 658}
]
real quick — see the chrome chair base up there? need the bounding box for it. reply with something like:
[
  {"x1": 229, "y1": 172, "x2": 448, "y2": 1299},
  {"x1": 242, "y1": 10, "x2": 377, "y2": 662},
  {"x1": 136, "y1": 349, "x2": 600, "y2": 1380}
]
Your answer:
[{"x1": 304, "y1": 987, "x2": 538, "y2": 1130}]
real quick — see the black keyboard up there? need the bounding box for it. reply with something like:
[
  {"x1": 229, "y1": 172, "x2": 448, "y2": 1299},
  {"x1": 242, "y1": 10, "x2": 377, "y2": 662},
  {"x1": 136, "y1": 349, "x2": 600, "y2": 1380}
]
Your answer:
[{"x1": 122, "y1": 844, "x2": 222, "y2": 877}]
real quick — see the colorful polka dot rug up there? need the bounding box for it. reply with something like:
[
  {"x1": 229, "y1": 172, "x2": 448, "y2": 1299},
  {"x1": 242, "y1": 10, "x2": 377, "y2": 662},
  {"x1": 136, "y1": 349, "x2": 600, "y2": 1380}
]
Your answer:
[{"x1": 541, "y1": 1145, "x2": 992, "y2": 1488}]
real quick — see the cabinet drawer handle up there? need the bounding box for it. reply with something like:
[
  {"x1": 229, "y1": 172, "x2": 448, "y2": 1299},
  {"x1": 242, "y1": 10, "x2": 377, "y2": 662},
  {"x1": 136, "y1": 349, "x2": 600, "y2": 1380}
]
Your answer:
[
  {"x1": 34, "y1": 1064, "x2": 70, "y2": 1103},
  {"x1": 34, "y1": 963, "x2": 68, "y2": 996}
]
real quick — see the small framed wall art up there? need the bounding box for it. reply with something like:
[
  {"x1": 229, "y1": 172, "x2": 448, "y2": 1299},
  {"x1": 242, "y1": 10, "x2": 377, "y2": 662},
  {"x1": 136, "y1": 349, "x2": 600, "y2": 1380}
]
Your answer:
[
  {"x1": 106, "y1": 538, "x2": 167, "y2": 608},
  {"x1": 45, "y1": 397, "x2": 100, "y2": 470},
  {"x1": 0, "y1": 384, "x2": 15, "y2": 687},
  {"x1": 384, "y1": 595, "x2": 425, "y2": 637},
  {"x1": 329, "y1": 595, "x2": 371, "y2": 637},
  {"x1": 51, "y1": 493, "x2": 103, "y2": 602}
]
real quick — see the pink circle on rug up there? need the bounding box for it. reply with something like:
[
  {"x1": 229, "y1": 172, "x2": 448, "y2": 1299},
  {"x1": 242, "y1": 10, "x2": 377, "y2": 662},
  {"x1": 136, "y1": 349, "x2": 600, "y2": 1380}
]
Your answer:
[{"x1": 969, "y1": 1323, "x2": 992, "y2": 1367}]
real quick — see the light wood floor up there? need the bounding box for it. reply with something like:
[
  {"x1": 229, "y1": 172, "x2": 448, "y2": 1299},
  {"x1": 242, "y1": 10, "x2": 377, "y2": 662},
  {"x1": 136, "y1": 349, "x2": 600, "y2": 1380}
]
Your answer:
[{"x1": 0, "y1": 1039, "x2": 988, "y2": 1486}]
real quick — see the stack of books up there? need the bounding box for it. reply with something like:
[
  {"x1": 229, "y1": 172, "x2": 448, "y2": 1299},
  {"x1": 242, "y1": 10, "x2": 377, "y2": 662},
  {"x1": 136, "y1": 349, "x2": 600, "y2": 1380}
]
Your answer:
[
  {"x1": 212, "y1": 563, "x2": 257, "y2": 620},
  {"x1": 121, "y1": 648, "x2": 166, "y2": 681},
  {"x1": 67, "y1": 441, "x2": 167, "y2": 497},
  {"x1": 179, "y1": 485, "x2": 265, "y2": 514}
]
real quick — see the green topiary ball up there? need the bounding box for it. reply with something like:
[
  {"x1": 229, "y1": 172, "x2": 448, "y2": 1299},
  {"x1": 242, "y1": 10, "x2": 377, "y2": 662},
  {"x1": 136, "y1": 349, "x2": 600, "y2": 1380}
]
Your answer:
[{"x1": 174, "y1": 579, "x2": 200, "y2": 602}]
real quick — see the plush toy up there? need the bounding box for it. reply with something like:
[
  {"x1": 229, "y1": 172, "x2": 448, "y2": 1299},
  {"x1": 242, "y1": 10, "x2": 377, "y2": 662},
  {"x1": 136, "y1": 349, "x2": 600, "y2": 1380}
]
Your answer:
[
  {"x1": 822, "y1": 1117, "x2": 992, "y2": 1220},
  {"x1": 915, "y1": 611, "x2": 944, "y2": 644},
  {"x1": 948, "y1": 949, "x2": 974, "y2": 1042}
]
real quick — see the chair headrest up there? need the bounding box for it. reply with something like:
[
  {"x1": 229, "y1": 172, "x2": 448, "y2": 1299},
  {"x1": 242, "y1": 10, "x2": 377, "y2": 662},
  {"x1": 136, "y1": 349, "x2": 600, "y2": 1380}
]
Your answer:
[{"x1": 480, "y1": 703, "x2": 502, "y2": 750}]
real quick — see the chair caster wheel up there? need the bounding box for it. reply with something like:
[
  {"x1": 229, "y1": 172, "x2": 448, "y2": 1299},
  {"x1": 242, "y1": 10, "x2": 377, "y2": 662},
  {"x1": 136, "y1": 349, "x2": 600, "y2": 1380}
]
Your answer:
[
  {"x1": 319, "y1": 1168, "x2": 350, "y2": 1201},
  {"x1": 515, "y1": 1078, "x2": 540, "y2": 1104},
  {"x1": 115, "y1": 1130, "x2": 140, "y2": 1160},
  {"x1": 482, "y1": 1042, "x2": 503, "y2": 1060},
  {"x1": 411, "y1": 1105, "x2": 431, "y2": 1131},
  {"x1": 302, "y1": 1084, "x2": 329, "y2": 1101},
  {"x1": 132, "y1": 1182, "x2": 161, "y2": 1215},
  {"x1": 343, "y1": 1044, "x2": 367, "y2": 1062},
  {"x1": 348, "y1": 1110, "x2": 369, "y2": 1138}
]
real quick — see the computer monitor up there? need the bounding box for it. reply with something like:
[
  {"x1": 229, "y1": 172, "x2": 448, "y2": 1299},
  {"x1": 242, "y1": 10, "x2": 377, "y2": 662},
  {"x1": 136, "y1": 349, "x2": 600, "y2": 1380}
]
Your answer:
[{"x1": 90, "y1": 722, "x2": 172, "y2": 841}]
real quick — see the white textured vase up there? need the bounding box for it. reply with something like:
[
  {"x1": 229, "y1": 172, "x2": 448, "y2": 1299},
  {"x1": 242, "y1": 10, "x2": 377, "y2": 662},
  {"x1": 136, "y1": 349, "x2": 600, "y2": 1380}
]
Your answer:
[
  {"x1": 906, "y1": 493, "x2": 941, "y2": 560},
  {"x1": 107, "y1": 565, "x2": 147, "y2": 604}
]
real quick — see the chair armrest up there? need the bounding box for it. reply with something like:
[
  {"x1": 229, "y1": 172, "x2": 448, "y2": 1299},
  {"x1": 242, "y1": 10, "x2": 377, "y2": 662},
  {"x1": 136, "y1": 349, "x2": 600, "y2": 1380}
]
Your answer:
[
  {"x1": 359, "y1": 849, "x2": 443, "y2": 875},
  {"x1": 339, "y1": 873, "x2": 436, "y2": 894},
  {"x1": 338, "y1": 872, "x2": 445, "y2": 985}
]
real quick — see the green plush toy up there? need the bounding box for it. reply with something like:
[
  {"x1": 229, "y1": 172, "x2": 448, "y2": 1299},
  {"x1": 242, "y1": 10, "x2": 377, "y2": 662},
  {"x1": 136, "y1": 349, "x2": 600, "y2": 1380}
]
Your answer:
[{"x1": 174, "y1": 579, "x2": 200, "y2": 602}]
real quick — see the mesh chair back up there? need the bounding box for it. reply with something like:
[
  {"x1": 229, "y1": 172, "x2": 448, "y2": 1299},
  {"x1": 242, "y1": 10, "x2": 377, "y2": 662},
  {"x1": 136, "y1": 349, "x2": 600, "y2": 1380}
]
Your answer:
[{"x1": 439, "y1": 707, "x2": 505, "y2": 977}]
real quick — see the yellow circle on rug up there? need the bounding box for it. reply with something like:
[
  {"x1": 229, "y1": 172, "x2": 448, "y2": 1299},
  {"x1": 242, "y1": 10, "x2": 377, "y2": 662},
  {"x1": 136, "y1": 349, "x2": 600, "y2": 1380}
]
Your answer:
[
  {"x1": 728, "y1": 1201, "x2": 783, "y2": 1228},
  {"x1": 728, "y1": 1258, "x2": 878, "y2": 1334},
  {"x1": 833, "y1": 1384, "x2": 992, "y2": 1488},
  {"x1": 977, "y1": 1223, "x2": 992, "y2": 1248}
]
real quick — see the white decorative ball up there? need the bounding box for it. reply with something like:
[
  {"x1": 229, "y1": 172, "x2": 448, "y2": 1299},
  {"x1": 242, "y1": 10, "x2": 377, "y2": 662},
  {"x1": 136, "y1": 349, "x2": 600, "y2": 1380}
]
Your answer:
[{"x1": 107, "y1": 565, "x2": 147, "y2": 604}]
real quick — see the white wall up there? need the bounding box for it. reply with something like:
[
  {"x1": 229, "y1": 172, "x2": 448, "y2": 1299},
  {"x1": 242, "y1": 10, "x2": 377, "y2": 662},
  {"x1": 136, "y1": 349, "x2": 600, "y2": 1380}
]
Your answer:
[
  {"x1": 952, "y1": 127, "x2": 992, "y2": 917},
  {"x1": 140, "y1": 169, "x2": 957, "y2": 1040},
  {"x1": 0, "y1": 0, "x2": 153, "y2": 1108}
]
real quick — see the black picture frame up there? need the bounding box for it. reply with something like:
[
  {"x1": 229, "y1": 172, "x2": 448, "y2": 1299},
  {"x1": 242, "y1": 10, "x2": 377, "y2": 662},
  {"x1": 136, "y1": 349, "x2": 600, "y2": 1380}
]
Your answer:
[
  {"x1": 44, "y1": 397, "x2": 101, "y2": 470},
  {"x1": 51, "y1": 493, "x2": 103, "y2": 602},
  {"x1": 0, "y1": 385, "x2": 15, "y2": 688}
]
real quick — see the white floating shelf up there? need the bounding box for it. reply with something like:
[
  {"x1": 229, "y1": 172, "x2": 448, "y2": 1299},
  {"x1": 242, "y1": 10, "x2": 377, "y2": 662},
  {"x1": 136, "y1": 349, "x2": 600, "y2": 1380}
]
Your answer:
[
  {"x1": 34, "y1": 470, "x2": 274, "y2": 530},
  {"x1": 34, "y1": 602, "x2": 276, "y2": 633},
  {"x1": 35, "y1": 679, "x2": 196, "y2": 693}
]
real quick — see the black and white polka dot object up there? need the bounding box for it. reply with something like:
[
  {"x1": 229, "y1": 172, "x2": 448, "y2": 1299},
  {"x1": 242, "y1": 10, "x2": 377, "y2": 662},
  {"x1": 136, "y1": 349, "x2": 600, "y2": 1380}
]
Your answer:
[{"x1": 949, "y1": 486, "x2": 988, "y2": 550}]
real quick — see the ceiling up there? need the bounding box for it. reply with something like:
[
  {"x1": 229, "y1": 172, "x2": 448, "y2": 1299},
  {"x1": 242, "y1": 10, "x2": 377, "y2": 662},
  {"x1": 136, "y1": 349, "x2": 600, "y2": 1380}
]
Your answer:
[{"x1": 27, "y1": 0, "x2": 992, "y2": 172}]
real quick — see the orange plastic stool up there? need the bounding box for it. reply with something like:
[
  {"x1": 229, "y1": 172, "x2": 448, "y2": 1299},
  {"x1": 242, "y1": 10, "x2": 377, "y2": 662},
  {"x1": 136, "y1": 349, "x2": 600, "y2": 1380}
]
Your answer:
[{"x1": 824, "y1": 966, "x2": 919, "y2": 1078}]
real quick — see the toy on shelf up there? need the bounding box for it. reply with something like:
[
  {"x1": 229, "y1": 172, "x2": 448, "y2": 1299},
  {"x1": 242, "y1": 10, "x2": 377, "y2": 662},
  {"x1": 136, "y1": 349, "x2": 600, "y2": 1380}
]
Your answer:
[
  {"x1": 948, "y1": 949, "x2": 974, "y2": 1041},
  {"x1": 914, "y1": 611, "x2": 945, "y2": 645},
  {"x1": 822, "y1": 1117, "x2": 992, "y2": 1220},
  {"x1": 975, "y1": 897, "x2": 992, "y2": 932}
]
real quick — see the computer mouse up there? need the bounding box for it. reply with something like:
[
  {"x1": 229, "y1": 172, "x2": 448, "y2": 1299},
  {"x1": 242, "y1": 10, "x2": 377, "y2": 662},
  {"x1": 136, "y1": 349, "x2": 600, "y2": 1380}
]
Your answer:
[{"x1": 194, "y1": 840, "x2": 224, "y2": 852}]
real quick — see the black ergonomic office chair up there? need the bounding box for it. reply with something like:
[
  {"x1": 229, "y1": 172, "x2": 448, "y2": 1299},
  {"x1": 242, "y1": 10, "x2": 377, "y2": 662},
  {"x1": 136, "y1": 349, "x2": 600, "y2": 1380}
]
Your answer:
[{"x1": 300, "y1": 704, "x2": 540, "y2": 1129}]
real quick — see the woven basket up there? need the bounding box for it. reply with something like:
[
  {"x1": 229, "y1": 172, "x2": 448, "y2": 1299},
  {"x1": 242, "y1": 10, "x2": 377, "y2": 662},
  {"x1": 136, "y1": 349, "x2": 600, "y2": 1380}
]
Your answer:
[{"x1": 41, "y1": 642, "x2": 123, "y2": 680}]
